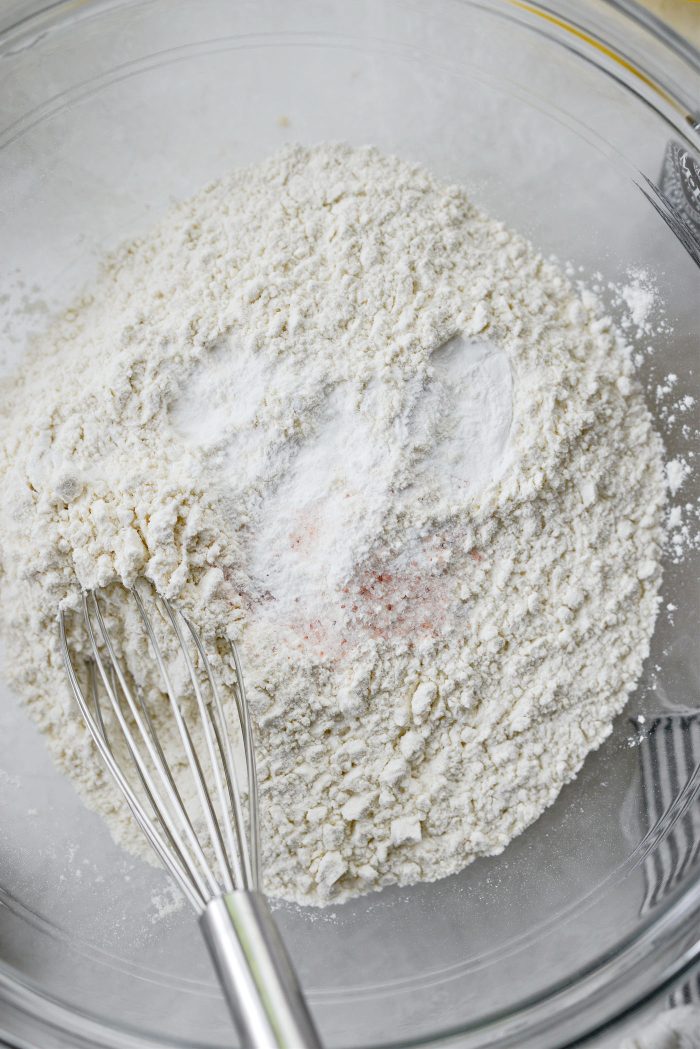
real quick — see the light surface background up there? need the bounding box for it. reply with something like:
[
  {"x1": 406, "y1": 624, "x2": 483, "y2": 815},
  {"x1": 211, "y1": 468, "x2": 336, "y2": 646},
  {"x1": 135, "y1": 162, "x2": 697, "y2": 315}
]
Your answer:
[{"x1": 639, "y1": 0, "x2": 700, "y2": 43}]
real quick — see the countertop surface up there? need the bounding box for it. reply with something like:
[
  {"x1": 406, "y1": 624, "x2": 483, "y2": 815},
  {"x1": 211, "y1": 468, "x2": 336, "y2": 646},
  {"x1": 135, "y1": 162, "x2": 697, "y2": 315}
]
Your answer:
[{"x1": 638, "y1": 0, "x2": 700, "y2": 44}]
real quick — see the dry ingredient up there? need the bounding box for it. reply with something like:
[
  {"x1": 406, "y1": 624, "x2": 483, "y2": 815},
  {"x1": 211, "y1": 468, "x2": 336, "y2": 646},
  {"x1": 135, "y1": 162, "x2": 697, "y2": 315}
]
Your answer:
[{"x1": 0, "y1": 144, "x2": 666, "y2": 904}]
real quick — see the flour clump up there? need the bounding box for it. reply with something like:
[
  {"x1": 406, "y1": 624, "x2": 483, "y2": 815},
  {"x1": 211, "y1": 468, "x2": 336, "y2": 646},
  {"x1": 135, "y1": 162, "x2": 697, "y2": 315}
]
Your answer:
[{"x1": 0, "y1": 144, "x2": 666, "y2": 904}]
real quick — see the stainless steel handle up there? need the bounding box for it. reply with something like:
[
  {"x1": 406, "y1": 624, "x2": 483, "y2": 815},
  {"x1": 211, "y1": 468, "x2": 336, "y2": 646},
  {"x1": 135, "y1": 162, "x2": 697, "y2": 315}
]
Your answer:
[{"x1": 200, "y1": 891, "x2": 322, "y2": 1049}]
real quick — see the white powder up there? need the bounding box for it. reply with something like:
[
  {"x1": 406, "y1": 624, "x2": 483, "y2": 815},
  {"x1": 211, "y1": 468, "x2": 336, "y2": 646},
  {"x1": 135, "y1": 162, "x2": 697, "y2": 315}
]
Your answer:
[
  {"x1": 0, "y1": 144, "x2": 666, "y2": 904},
  {"x1": 667, "y1": 458, "x2": 689, "y2": 496},
  {"x1": 620, "y1": 270, "x2": 657, "y2": 336},
  {"x1": 618, "y1": 1005, "x2": 700, "y2": 1049}
]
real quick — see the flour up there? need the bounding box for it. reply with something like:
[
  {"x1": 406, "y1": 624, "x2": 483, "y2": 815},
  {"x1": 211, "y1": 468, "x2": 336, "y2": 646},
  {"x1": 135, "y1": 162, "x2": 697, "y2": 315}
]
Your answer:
[{"x1": 0, "y1": 144, "x2": 666, "y2": 904}]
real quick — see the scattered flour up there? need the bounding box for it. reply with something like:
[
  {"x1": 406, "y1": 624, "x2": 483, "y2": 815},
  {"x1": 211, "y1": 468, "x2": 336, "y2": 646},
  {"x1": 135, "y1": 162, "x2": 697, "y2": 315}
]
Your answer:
[
  {"x1": 619, "y1": 270, "x2": 656, "y2": 337},
  {"x1": 0, "y1": 144, "x2": 667, "y2": 904},
  {"x1": 667, "y1": 459, "x2": 690, "y2": 496},
  {"x1": 652, "y1": 362, "x2": 699, "y2": 567},
  {"x1": 149, "y1": 882, "x2": 186, "y2": 924}
]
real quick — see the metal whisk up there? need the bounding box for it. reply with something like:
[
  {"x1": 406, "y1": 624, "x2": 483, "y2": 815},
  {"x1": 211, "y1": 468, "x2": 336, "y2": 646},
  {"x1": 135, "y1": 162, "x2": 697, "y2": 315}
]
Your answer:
[{"x1": 59, "y1": 580, "x2": 322, "y2": 1049}]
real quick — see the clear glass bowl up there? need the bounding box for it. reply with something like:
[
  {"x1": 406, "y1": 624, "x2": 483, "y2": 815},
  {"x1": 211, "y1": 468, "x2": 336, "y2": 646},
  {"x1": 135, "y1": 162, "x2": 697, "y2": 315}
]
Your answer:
[{"x1": 1, "y1": 2, "x2": 699, "y2": 1047}]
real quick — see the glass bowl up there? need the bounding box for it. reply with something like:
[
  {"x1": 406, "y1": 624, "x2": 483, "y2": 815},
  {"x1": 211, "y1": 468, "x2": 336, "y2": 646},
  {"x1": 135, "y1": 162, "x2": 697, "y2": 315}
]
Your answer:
[{"x1": 1, "y1": 2, "x2": 699, "y2": 1047}]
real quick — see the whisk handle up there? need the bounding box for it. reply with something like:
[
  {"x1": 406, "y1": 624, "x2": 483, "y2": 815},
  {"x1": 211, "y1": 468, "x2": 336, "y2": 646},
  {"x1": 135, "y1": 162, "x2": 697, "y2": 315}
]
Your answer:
[{"x1": 200, "y1": 891, "x2": 322, "y2": 1049}]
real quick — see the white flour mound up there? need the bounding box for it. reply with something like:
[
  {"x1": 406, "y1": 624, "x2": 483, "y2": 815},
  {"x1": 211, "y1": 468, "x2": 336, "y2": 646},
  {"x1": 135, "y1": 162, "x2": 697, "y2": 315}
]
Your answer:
[{"x1": 0, "y1": 144, "x2": 666, "y2": 904}]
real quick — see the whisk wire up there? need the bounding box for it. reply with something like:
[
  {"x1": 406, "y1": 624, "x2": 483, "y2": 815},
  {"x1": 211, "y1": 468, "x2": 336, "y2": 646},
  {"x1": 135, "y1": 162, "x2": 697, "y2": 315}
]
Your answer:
[
  {"x1": 91, "y1": 667, "x2": 204, "y2": 909},
  {"x1": 128, "y1": 587, "x2": 225, "y2": 898},
  {"x1": 87, "y1": 590, "x2": 217, "y2": 901},
  {"x1": 59, "y1": 612, "x2": 204, "y2": 912},
  {"x1": 229, "y1": 637, "x2": 261, "y2": 889},
  {"x1": 183, "y1": 616, "x2": 253, "y2": 890},
  {"x1": 90, "y1": 661, "x2": 108, "y2": 741},
  {"x1": 160, "y1": 597, "x2": 238, "y2": 895},
  {"x1": 68, "y1": 584, "x2": 260, "y2": 901}
]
